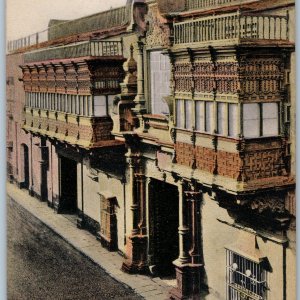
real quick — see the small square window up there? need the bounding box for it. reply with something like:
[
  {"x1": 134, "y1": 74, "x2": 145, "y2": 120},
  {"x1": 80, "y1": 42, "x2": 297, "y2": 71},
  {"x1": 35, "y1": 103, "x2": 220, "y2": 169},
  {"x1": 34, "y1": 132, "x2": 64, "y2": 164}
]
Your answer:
[{"x1": 226, "y1": 249, "x2": 267, "y2": 299}]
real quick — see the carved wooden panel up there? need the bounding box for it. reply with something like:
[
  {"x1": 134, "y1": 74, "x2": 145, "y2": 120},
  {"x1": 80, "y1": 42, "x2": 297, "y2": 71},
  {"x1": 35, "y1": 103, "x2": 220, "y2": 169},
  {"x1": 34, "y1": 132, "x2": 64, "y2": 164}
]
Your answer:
[
  {"x1": 174, "y1": 138, "x2": 289, "y2": 183},
  {"x1": 194, "y1": 146, "x2": 216, "y2": 174},
  {"x1": 174, "y1": 62, "x2": 193, "y2": 93},
  {"x1": 194, "y1": 62, "x2": 215, "y2": 93},
  {"x1": 239, "y1": 56, "x2": 284, "y2": 100},
  {"x1": 217, "y1": 150, "x2": 241, "y2": 179},
  {"x1": 145, "y1": 4, "x2": 171, "y2": 49},
  {"x1": 31, "y1": 69, "x2": 39, "y2": 92},
  {"x1": 173, "y1": 53, "x2": 285, "y2": 99},
  {"x1": 175, "y1": 142, "x2": 194, "y2": 167},
  {"x1": 23, "y1": 69, "x2": 32, "y2": 92},
  {"x1": 66, "y1": 66, "x2": 78, "y2": 94},
  {"x1": 244, "y1": 149, "x2": 284, "y2": 180},
  {"x1": 285, "y1": 190, "x2": 296, "y2": 217},
  {"x1": 38, "y1": 68, "x2": 47, "y2": 93}
]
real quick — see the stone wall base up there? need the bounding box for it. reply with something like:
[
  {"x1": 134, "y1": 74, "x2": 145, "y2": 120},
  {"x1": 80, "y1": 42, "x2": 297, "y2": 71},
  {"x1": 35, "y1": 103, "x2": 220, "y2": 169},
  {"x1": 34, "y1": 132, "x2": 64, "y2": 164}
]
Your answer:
[{"x1": 122, "y1": 235, "x2": 148, "y2": 274}]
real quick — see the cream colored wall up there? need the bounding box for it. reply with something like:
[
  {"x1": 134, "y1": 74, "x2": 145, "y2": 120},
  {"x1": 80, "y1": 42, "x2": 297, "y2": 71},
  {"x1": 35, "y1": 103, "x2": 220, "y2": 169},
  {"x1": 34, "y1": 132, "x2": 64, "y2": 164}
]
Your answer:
[
  {"x1": 286, "y1": 229, "x2": 296, "y2": 300},
  {"x1": 77, "y1": 163, "x2": 83, "y2": 212},
  {"x1": 98, "y1": 172, "x2": 126, "y2": 252},
  {"x1": 77, "y1": 162, "x2": 99, "y2": 219},
  {"x1": 201, "y1": 195, "x2": 287, "y2": 300}
]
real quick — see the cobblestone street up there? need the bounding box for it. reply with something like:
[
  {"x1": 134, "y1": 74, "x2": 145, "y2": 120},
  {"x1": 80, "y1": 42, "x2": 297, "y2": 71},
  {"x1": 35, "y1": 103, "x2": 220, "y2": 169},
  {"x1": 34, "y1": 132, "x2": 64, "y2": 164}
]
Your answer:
[{"x1": 7, "y1": 197, "x2": 143, "y2": 300}]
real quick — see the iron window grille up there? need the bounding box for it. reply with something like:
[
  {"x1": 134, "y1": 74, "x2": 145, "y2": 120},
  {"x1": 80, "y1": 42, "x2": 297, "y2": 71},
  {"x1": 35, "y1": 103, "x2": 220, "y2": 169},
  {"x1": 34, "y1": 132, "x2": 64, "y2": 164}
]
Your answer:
[{"x1": 226, "y1": 249, "x2": 268, "y2": 300}]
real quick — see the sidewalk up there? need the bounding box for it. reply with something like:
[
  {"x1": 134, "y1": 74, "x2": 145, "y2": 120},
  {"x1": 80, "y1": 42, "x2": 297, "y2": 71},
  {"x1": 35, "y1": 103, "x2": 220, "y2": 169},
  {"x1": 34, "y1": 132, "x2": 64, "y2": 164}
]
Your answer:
[{"x1": 6, "y1": 183, "x2": 175, "y2": 300}]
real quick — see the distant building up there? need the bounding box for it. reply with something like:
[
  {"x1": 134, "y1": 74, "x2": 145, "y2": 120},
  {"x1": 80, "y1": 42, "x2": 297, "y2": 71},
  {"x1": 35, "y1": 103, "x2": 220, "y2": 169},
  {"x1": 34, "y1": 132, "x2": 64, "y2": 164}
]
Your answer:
[{"x1": 6, "y1": 0, "x2": 296, "y2": 299}]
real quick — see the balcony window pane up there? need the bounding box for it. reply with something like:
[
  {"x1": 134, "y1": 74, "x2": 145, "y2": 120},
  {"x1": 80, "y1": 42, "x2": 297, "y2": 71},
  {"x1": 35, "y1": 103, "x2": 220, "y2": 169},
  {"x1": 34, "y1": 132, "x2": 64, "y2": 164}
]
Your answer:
[
  {"x1": 185, "y1": 100, "x2": 193, "y2": 130},
  {"x1": 94, "y1": 96, "x2": 107, "y2": 117},
  {"x1": 217, "y1": 102, "x2": 226, "y2": 135},
  {"x1": 243, "y1": 103, "x2": 259, "y2": 138},
  {"x1": 205, "y1": 102, "x2": 213, "y2": 133},
  {"x1": 228, "y1": 103, "x2": 238, "y2": 137},
  {"x1": 176, "y1": 100, "x2": 184, "y2": 128},
  {"x1": 150, "y1": 51, "x2": 171, "y2": 115},
  {"x1": 262, "y1": 103, "x2": 279, "y2": 136},
  {"x1": 195, "y1": 101, "x2": 205, "y2": 132},
  {"x1": 75, "y1": 96, "x2": 79, "y2": 114}
]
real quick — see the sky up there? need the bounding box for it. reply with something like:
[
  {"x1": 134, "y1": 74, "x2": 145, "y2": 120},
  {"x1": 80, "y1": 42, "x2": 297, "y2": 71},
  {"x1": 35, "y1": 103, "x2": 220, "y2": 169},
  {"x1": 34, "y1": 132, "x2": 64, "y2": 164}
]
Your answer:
[{"x1": 6, "y1": 0, "x2": 126, "y2": 41}]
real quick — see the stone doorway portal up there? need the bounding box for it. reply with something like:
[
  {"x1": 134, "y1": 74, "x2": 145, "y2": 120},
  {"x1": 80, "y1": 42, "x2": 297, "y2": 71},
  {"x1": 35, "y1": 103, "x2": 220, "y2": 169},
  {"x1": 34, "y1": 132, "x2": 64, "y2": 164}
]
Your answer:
[
  {"x1": 59, "y1": 156, "x2": 77, "y2": 213},
  {"x1": 148, "y1": 179, "x2": 179, "y2": 276}
]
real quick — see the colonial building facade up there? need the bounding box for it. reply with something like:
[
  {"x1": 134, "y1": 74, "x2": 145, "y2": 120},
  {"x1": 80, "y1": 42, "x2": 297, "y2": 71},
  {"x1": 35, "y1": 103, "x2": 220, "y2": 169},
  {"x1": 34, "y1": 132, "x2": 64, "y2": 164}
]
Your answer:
[{"x1": 6, "y1": 0, "x2": 296, "y2": 299}]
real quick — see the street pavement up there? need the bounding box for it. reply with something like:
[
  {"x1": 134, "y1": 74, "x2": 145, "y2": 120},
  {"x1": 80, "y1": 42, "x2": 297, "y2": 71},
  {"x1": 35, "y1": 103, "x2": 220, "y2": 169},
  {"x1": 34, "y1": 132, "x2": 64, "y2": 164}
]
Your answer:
[
  {"x1": 7, "y1": 197, "x2": 143, "y2": 300},
  {"x1": 6, "y1": 183, "x2": 174, "y2": 299}
]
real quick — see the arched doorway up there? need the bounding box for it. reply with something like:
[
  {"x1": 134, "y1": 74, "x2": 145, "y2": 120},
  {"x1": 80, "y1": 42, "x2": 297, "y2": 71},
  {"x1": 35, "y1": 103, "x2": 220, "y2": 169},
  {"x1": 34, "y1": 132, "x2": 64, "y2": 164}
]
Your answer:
[{"x1": 20, "y1": 144, "x2": 29, "y2": 189}]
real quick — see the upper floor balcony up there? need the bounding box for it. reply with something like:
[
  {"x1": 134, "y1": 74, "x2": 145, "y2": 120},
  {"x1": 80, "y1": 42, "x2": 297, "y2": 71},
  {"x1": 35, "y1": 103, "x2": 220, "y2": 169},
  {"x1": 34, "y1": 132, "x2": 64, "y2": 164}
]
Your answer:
[
  {"x1": 7, "y1": 5, "x2": 130, "y2": 54},
  {"x1": 24, "y1": 40, "x2": 124, "y2": 64},
  {"x1": 185, "y1": 0, "x2": 258, "y2": 11},
  {"x1": 173, "y1": 11, "x2": 290, "y2": 47},
  {"x1": 22, "y1": 93, "x2": 123, "y2": 149}
]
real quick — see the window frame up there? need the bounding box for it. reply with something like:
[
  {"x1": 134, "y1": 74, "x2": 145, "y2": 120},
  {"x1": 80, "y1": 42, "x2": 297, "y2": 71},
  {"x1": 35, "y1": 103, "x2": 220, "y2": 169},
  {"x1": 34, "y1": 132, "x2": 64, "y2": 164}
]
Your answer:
[
  {"x1": 148, "y1": 50, "x2": 171, "y2": 116},
  {"x1": 226, "y1": 249, "x2": 267, "y2": 300},
  {"x1": 243, "y1": 102, "x2": 280, "y2": 138}
]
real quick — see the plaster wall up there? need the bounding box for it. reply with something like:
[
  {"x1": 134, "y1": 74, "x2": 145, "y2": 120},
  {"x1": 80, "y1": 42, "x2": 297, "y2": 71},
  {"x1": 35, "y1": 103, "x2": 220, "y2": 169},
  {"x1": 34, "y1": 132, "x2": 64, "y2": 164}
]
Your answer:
[
  {"x1": 98, "y1": 172, "x2": 126, "y2": 252},
  {"x1": 202, "y1": 196, "x2": 288, "y2": 300}
]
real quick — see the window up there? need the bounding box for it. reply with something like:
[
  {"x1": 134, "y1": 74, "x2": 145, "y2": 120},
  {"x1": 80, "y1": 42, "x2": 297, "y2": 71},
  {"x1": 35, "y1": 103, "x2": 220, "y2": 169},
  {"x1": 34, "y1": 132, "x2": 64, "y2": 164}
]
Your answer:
[
  {"x1": 195, "y1": 101, "x2": 205, "y2": 132},
  {"x1": 185, "y1": 100, "x2": 193, "y2": 130},
  {"x1": 176, "y1": 100, "x2": 184, "y2": 128},
  {"x1": 205, "y1": 101, "x2": 214, "y2": 133},
  {"x1": 217, "y1": 102, "x2": 226, "y2": 135},
  {"x1": 243, "y1": 103, "x2": 279, "y2": 138},
  {"x1": 228, "y1": 104, "x2": 238, "y2": 137},
  {"x1": 262, "y1": 103, "x2": 278, "y2": 136},
  {"x1": 243, "y1": 103, "x2": 260, "y2": 138},
  {"x1": 150, "y1": 51, "x2": 171, "y2": 115},
  {"x1": 94, "y1": 96, "x2": 107, "y2": 117},
  {"x1": 176, "y1": 100, "x2": 193, "y2": 130},
  {"x1": 226, "y1": 250, "x2": 267, "y2": 300}
]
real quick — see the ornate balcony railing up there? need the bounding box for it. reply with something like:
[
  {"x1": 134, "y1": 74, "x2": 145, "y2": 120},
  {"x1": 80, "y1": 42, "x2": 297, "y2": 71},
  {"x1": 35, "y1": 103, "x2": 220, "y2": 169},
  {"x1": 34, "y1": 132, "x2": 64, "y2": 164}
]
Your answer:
[
  {"x1": 185, "y1": 0, "x2": 257, "y2": 11},
  {"x1": 173, "y1": 12, "x2": 289, "y2": 45},
  {"x1": 7, "y1": 5, "x2": 130, "y2": 53},
  {"x1": 24, "y1": 40, "x2": 123, "y2": 63}
]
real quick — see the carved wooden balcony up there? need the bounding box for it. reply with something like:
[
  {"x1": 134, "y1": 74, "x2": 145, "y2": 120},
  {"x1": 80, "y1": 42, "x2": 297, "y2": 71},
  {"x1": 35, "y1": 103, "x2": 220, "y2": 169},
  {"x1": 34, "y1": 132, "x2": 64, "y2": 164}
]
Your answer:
[
  {"x1": 22, "y1": 107, "x2": 123, "y2": 149},
  {"x1": 173, "y1": 12, "x2": 290, "y2": 47},
  {"x1": 160, "y1": 129, "x2": 294, "y2": 193},
  {"x1": 24, "y1": 40, "x2": 124, "y2": 64}
]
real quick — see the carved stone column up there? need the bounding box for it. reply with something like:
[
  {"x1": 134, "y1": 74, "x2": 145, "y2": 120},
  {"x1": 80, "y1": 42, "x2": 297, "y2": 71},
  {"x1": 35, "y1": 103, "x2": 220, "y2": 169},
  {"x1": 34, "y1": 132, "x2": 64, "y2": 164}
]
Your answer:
[
  {"x1": 122, "y1": 155, "x2": 148, "y2": 274},
  {"x1": 133, "y1": 40, "x2": 146, "y2": 117},
  {"x1": 170, "y1": 183, "x2": 204, "y2": 300},
  {"x1": 178, "y1": 181, "x2": 190, "y2": 264}
]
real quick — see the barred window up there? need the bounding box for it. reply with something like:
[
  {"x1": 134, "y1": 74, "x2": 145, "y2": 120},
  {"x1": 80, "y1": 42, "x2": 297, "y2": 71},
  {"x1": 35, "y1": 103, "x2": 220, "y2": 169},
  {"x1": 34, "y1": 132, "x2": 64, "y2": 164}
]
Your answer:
[{"x1": 226, "y1": 250, "x2": 267, "y2": 300}]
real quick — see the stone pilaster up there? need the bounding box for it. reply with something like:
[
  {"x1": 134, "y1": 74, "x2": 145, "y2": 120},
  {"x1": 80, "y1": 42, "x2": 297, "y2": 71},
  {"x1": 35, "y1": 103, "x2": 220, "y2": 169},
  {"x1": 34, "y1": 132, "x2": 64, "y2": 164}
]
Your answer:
[
  {"x1": 170, "y1": 183, "x2": 204, "y2": 300},
  {"x1": 133, "y1": 41, "x2": 146, "y2": 118},
  {"x1": 122, "y1": 155, "x2": 148, "y2": 274}
]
